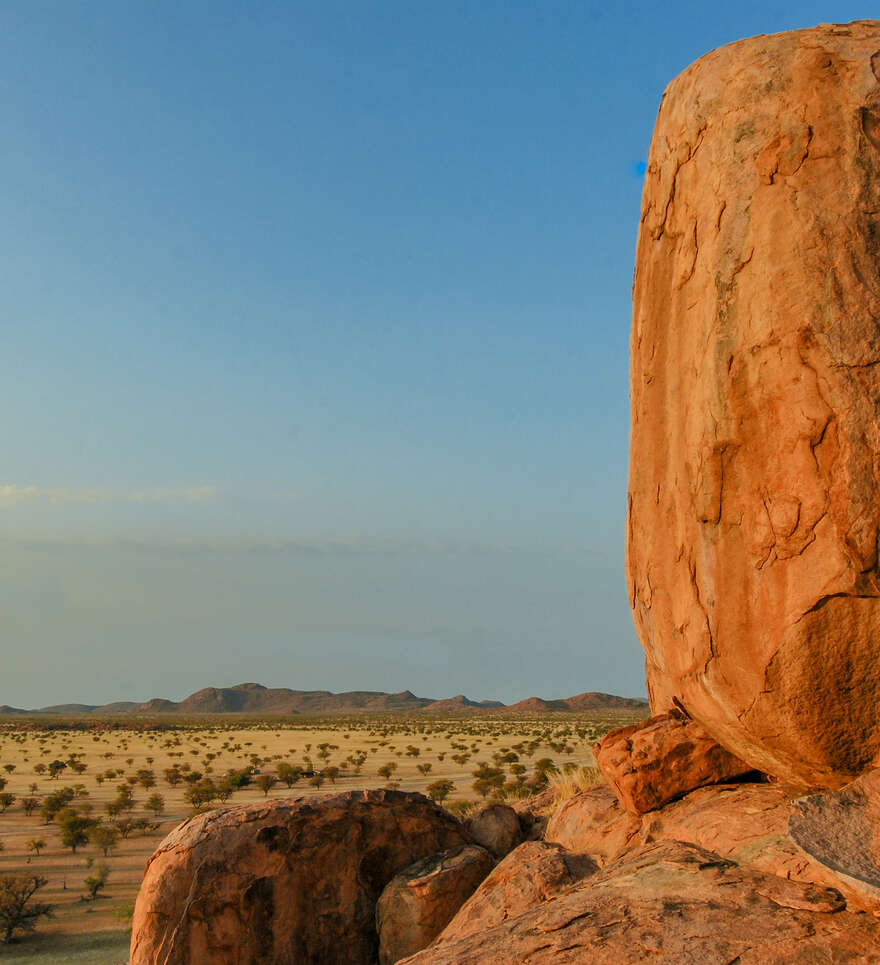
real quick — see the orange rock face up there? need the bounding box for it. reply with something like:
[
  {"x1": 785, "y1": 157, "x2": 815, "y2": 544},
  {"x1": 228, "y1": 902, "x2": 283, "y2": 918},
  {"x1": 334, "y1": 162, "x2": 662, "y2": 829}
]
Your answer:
[
  {"x1": 129, "y1": 790, "x2": 469, "y2": 965},
  {"x1": 594, "y1": 713, "x2": 753, "y2": 813},
  {"x1": 629, "y1": 19, "x2": 880, "y2": 788},
  {"x1": 543, "y1": 784, "x2": 641, "y2": 863}
]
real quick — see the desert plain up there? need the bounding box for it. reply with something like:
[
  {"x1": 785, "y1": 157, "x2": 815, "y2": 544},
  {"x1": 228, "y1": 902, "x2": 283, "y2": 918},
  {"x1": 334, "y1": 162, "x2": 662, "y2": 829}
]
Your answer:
[{"x1": 0, "y1": 710, "x2": 640, "y2": 963}]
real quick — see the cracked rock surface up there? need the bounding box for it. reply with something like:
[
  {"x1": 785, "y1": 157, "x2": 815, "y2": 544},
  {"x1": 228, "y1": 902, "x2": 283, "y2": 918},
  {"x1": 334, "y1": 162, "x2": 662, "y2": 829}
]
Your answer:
[
  {"x1": 629, "y1": 19, "x2": 880, "y2": 787},
  {"x1": 399, "y1": 839, "x2": 880, "y2": 964},
  {"x1": 128, "y1": 790, "x2": 470, "y2": 965}
]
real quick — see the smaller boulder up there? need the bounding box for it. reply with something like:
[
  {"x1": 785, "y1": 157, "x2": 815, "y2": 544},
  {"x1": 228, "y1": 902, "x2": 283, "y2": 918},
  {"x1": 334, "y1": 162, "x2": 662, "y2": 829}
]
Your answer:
[
  {"x1": 544, "y1": 784, "x2": 640, "y2": 865},
  {"x1": 437, "y1": 841, "x2": 596, "y2": 944},
  {"x1": 376, "y1": 845, "x2": 494, "y2": 965},
  {"x1": 789, "y1": 768, "x2": 880, "y2": 908},
  {"x1": 594, "y1": 711, "x2": 754, "y2": 814},
  {"x1": 463, "y1": 804, "x2": 522, "y2": 858}
]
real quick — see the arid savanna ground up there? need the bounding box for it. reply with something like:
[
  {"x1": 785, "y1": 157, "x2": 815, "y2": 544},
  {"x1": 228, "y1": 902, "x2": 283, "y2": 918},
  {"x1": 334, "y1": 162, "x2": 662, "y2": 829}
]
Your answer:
[{"x1": 0, "y1": 712, "x2": 643, "y2": 963}]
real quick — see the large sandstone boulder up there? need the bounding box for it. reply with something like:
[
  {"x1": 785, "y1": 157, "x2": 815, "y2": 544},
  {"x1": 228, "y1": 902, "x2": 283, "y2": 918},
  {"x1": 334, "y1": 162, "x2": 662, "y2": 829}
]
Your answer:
[
  {"x1": 594, "y1": 712, "x2": 753, "y2": 812},
  {"x1": 375, "y1": 846, "x2": 494, "y2": 965},
  {"x1": 629, "y1": 19, "x2": 880, "y2": 788},
  {"x1": 435, "y1": 841, "x2": 596, "y2": 944},
  {"x1": 400, "y1": 840, "x2": 880, "y2": 964},
  {"x1": 129, "y1": 790, "x2": 470, "y2": 965}
]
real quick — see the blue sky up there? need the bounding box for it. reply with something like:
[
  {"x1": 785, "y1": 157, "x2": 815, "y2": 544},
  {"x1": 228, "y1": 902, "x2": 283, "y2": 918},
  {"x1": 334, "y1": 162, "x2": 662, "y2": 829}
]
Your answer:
[{"x1": 0, "y1": 2, "x2": 870, "y2": 706}]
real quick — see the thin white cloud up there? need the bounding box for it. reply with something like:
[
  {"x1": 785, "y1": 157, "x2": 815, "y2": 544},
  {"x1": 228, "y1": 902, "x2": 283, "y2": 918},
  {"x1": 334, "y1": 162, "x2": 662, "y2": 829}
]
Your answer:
[
  {"x1": 0, "y1": 485, "x2": 218, "y2": 508},
  {"x1": 0, "y1": 530, "x2": 590, "y2": 558}
]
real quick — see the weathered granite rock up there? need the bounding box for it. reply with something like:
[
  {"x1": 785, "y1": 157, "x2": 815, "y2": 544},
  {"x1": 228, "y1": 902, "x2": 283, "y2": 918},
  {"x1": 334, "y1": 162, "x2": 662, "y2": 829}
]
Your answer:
[
  {"x1": 594, "y1": 712, "x2": 753, "y2": 813},
  {"x1": 376, "y1": 846, "x2": 494, "y2": 965},
  {"x1": 628, "y1": 19, "x2": 880, "y2": 787},
  {"x1": 400, "y1": 840, "x2": 880, "y2": 964},
  {"x1": 462, "y1": 804, "x2": 522, "y2": 858},
  {"x1": 129, "y1": 790, "x2": 470, "y2": 965},
  {"x1": 543, "y1": 784, "x2": 641, "y2": 864},
  {"x1": 435, "y1": 841, "x2": 596, "y2": 944},
  {"x1": 789, "y1": 767, "x2": 880, "y2": 907}
]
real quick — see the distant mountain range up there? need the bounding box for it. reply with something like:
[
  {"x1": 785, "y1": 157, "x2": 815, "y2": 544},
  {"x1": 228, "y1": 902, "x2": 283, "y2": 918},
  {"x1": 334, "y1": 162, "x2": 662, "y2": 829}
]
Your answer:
[{"x1": 0, "y1": 682, "x2": 648, "y2": 717}]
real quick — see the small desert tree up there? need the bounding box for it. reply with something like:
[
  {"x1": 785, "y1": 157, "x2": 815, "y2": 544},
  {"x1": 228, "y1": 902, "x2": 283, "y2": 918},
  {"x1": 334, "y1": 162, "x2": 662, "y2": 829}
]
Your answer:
[
  {"x1": 426, "y1": 779, "x2": 455, "y2": 803},
  {"x1": 58, "y1": 814, "x2": 95, "y2": 854},
  {"x1": 25, "y1": 839, "x2": 45, "y2": 858},
  {"x1": 255, "y1": 774, "x2": 277, "y2": 796},
  {"x1": 145, "y1": 793, "x2": 165, "y2": 818},
  {"x1": 88, "y1": 824, "x2": 120, "y2": 858},
  {"x1": 84, "y1": 862, "x2": 110, "y2": 901},
  {"x1": 0, "y1": 874, "x2": 52, "y2": 943},
  {"x1": 276, "y1": 763, "x2": 302, "y2": 788},
  {"x1": 471, "y1": 762, "x2": 505, "y2": 799}
]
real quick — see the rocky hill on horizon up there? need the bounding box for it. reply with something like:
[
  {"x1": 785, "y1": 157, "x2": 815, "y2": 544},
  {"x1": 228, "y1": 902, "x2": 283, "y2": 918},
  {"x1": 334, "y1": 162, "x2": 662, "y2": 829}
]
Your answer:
[{"x1": 0, "y1": 681, "x2": 648, "y2": 717}]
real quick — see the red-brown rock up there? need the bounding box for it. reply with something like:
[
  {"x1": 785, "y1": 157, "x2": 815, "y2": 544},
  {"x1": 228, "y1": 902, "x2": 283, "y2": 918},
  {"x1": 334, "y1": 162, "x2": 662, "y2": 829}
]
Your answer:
[
  {"x1": 594, "y1": 712, "x2": 753, "y2": 813},
  {"x1": 130, "y1": 790, "x2": 470, "y2": 965},
  {"x1": 376, "y1": 845, "x2": 494, "y2": 965},
  {"x1": 462, "y1": 804, "x2": 521, "y2": 858},
  {"x1": 400, "y1": 840, "x2": 880, "y2": 964},
  {"x1": 543, "y1": 784, "x2": 640, "y2": 864},
  {"x1": 435, "y1": 841, "x2": 595, "y2": 944},
  {"x1": 628, "y1": 19, "x2": 880, "y2": 788}
]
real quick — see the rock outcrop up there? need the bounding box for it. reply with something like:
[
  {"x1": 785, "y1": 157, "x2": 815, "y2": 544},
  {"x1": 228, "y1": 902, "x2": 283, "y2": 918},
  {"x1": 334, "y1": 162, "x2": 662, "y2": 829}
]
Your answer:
[
  {"x1": 376, "y1": 846, "x2": 494, "y2": 965},
  {"x1": 628, "y1": 18, "x2": 880, "y2": 787},
  {"x1": 435, "y1": 841, "x2": 596, "y2": 944},
  {"x1": 400, "y1": 840, "x2": 880, "y2": 964},
  {"x1": 129, "y1": 791, "x2": 470, "y2": 965},
  {"x1": 462, "y1": 804, "x2": 522, "y2": 858},
  {"x1": 594, "y1": 712, "x2": 753, "y2": 812}
]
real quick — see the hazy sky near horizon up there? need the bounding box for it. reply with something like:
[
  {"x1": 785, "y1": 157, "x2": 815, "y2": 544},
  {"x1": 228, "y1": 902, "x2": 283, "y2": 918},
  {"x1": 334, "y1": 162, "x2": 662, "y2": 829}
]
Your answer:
[{"x1": 1, "y1": 2, "x2": 869, "y2": 707}]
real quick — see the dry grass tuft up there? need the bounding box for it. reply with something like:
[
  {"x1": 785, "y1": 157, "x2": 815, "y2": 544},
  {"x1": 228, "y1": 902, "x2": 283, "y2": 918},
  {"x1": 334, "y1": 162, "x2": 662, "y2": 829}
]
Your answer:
[{"x1": 546, "y1": 765, "x2": 604, "y2": 803}]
